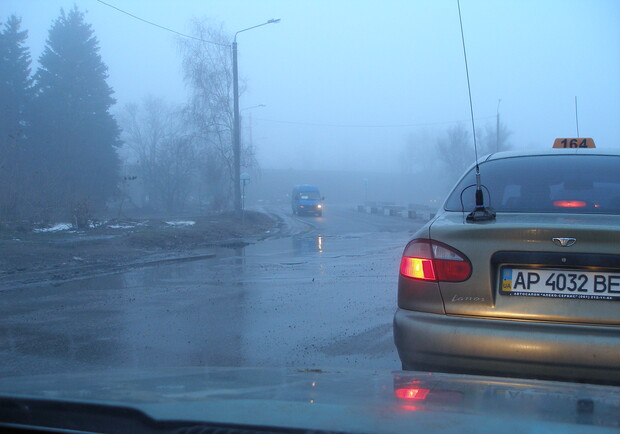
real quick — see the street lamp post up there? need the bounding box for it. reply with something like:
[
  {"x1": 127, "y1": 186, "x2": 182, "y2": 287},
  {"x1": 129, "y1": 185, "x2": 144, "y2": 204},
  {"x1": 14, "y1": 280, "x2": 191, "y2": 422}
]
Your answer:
[
  {"x1": 232, "y1": 19, "x2": 280, "y2": 219},
  {"x1": 240, "y1": 172, "x2": 250, "y2": 222}
]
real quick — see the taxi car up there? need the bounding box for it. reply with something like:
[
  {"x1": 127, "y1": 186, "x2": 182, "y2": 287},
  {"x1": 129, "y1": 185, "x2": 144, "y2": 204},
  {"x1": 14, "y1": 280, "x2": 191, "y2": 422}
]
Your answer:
[{"x1": 394, "y1": 139, "x2": 620, "y2": 384}]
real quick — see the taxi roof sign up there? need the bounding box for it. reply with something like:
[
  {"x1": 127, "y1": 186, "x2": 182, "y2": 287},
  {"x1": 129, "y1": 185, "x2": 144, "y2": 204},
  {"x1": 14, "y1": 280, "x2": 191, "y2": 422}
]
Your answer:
[{"x1": 553, "y1": 138, "x2": 595, "y2": 148}]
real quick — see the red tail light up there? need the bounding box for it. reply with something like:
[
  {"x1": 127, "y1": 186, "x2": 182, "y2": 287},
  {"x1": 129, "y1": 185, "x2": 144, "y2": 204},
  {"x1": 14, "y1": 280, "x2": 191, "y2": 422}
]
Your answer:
[
  {"x1": 554, "y1": 200, "x2": 587, "y2": 208},
  {"x1": 399, "y1": 239, "x2": 471, "y2": 282},
  {"x1": 394, "y1": 387, "x2": 430, "y2": 400}
]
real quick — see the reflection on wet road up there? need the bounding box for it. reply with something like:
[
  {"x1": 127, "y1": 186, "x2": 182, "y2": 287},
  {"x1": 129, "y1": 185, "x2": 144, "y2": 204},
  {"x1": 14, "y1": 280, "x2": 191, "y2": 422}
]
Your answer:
[
  {"x1": 292, "y1": 234, "x2": 324, "y2": 255},
  {"x1": 0, "y1": 205, "x2": 422, "y2": 377}
]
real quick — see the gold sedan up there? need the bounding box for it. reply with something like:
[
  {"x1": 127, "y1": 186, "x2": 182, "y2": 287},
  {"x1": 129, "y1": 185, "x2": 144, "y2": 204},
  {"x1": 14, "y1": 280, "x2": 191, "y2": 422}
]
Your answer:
[{"x1": 394, "y1": 145, "x2": 620, "y2": 385}]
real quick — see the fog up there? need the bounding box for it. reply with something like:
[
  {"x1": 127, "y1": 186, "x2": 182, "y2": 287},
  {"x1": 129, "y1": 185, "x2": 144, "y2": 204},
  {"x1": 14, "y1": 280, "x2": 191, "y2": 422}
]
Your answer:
[{"x1": 3, "y1": 0, "x2": 620, "y2": 208}]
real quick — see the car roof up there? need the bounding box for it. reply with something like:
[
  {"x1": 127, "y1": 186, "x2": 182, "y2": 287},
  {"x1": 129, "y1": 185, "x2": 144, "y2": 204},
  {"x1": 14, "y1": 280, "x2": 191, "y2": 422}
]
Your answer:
[
  {"x1": 294, "y1": 185, "x2": 320, "y2": 191},
  {"x1": 481, "y1": 147, "x2": 620, "y2": 163}
]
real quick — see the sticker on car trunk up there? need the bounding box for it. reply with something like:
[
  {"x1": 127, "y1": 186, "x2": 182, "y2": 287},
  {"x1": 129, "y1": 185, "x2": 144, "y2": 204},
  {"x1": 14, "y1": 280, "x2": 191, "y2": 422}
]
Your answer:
[{"x1": 501, "y1": 268, "x2": 620, "y2": 300}]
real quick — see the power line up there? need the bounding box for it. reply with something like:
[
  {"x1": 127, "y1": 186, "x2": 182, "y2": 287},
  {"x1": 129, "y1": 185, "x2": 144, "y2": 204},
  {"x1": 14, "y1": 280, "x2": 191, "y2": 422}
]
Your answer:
[
  {"x1": 95, "y1": 0, "x2": 228, "y2": 47},
  {"x1": 253, "y1": 115, "x2": 495, "y2": 129}
]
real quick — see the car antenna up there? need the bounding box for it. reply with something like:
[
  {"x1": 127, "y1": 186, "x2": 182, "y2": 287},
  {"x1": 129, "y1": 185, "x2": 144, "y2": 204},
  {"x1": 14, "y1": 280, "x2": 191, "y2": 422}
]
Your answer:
[
  {"x1": 457, "y1": 0, "x2": 496, "y2": 223},
  {"x1": 574, "y1": 96, "x2": 580, "y2": 137}
]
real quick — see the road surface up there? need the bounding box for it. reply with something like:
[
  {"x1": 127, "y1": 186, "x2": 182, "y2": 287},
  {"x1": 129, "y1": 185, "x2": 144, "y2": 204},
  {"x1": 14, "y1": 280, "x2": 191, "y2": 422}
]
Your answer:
[{"x1": 0, "y1": 205, "x2": 423, "y2": 377}]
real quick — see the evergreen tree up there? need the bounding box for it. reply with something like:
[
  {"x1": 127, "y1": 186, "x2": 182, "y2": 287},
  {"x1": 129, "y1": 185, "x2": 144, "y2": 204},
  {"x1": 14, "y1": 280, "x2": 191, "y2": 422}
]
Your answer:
[
  {"x1": 32, "y1": 6, "x2": 120, "y2": 223},
  {"x1": 0, "y1": 15, "x2": 31, "y2": 144},
  {"x1": 0, "y1": 15, "x2": 33, "y2": 220}
]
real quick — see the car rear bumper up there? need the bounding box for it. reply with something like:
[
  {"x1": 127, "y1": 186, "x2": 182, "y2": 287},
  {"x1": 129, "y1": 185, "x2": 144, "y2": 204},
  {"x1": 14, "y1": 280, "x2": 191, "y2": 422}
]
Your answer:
[{"x1": 393, "y1": 308, "x2": 620, "y2": 385}]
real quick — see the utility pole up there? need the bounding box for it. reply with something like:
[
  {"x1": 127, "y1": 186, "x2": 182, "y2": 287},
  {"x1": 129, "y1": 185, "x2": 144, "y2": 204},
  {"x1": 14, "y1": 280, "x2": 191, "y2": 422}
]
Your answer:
[
  {"x1": 496, "y1": 99, "x2": 501, "y2": 152},
  {"x1": 232, "y1": 40, "x2": 241, "y2": 218}
]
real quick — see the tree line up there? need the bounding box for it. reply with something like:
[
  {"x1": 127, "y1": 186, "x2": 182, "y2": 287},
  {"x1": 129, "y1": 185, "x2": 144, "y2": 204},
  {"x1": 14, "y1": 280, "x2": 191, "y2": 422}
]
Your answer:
[
  {"x1": 1, "y1": 8, "x2": 248, "y2": 226},
  {"x1": 399, "y1": 120, "x2": 513, "y2": 195}
]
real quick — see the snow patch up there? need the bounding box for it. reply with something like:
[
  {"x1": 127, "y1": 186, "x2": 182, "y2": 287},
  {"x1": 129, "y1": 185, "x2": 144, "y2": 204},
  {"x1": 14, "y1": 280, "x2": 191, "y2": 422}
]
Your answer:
[
  {"x1": 108, "y1": 224, "x2": 135, "y2": 229},
  {"x1": 34, "y1": 223, "x2": 73, "y2": 233},
  {"x1": 165, "y1": 221, "x2": 196, "y2": 227}
]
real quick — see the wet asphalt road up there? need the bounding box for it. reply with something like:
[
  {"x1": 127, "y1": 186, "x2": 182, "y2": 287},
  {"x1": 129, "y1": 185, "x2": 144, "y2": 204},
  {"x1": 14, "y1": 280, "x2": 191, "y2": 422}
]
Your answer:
[{"x1": 0, "y1": 205, "x2": 423, "y2": 377}]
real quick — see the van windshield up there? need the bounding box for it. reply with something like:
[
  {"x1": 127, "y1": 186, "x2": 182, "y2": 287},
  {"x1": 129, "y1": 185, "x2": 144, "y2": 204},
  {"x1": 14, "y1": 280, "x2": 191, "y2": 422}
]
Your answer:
[{"x1": 299, "y1": 192, "x2": 321, "y2": 200}]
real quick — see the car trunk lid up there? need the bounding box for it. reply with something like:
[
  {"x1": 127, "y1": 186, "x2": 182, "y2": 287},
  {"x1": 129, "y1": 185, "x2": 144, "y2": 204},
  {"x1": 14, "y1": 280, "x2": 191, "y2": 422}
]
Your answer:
[{"x1": 430, "y1": 212, "x2": 620, "y2": 325}]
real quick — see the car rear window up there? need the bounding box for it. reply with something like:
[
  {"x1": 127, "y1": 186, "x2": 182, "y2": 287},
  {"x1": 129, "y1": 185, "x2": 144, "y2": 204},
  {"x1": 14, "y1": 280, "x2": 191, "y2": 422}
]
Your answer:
[{"x1": 444, "y1": 155, "x2": 620, "y2": 214}]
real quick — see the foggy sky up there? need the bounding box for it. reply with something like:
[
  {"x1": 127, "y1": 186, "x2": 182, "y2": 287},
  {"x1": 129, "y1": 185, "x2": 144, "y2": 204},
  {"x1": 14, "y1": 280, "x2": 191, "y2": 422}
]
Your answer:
[{"x1": 3, "y1": 0, "x2": 620, "y2": 172}]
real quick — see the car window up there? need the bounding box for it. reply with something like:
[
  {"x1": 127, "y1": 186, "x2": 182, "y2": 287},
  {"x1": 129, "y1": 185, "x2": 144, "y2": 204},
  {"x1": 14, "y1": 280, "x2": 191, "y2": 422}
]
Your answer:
[{"x1": 445, "y1": 155, "x2": 620, "y2": 214}]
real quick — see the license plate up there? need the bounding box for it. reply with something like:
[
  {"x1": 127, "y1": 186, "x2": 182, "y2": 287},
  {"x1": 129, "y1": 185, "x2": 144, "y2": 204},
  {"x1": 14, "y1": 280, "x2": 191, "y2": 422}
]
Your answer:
[{"x1": 501, "y1": 268, "x2": 620, "y2": 300}]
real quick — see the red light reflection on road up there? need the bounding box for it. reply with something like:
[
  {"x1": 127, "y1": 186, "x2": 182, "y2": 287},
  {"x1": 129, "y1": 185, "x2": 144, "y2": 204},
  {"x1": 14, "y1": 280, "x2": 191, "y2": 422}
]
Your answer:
[{"x1": 400, "y1": 404, "x2": 425, "y2": 412}]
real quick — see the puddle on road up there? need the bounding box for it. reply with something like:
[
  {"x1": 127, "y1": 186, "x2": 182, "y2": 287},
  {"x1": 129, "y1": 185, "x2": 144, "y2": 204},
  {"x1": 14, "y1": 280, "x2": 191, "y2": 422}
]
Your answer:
[{"x1": 292, "y1": 235, "x2": 325, "y2": 255}]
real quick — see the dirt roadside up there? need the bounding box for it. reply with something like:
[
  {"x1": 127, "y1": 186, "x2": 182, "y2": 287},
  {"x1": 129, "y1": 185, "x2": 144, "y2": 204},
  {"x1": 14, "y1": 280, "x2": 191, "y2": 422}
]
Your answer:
[{"x1": 0, "y1": 211, "x2": 281, "y2": 288}]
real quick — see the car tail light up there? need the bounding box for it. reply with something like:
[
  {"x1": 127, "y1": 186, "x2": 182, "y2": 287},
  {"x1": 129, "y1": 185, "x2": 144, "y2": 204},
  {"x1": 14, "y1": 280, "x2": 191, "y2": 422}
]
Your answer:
[{"x1": 400, "y1": 239, "x2": 471, "y2": 282}]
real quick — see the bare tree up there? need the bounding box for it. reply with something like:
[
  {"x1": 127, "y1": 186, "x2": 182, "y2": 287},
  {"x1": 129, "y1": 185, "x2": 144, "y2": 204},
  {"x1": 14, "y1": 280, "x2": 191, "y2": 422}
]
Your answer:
[
  {"x1": 436, "y1": 123, "x2": 474, "y2": 182},
  {"x1": 120, "y1": 97, "x2": 195, "y2": 213},
  {"x1": 435, "y1": 119, "x2": 514, "y2": 182},
  {"x1": 478, "y1": 121, "x2": 513, "y2": 155},
  {"x1": 399, "y1": 130, "x2": 439, "y2": 175},
  {"x1": 178, "y1": 20, "x2": 257, "y2": 211}
]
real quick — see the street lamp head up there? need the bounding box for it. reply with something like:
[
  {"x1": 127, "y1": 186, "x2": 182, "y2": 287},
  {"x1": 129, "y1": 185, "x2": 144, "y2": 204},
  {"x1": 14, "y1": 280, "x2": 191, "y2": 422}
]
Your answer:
[{"x1": 235, "y1": 18, "x2": 282, "y2": 41}]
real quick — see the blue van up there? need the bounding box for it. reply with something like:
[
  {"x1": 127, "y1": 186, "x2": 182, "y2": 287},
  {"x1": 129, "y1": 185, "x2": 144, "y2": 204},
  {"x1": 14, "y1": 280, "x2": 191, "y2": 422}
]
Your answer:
[{"x1": 291, "y1": 185, "x2": 323, "y2": 216}]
